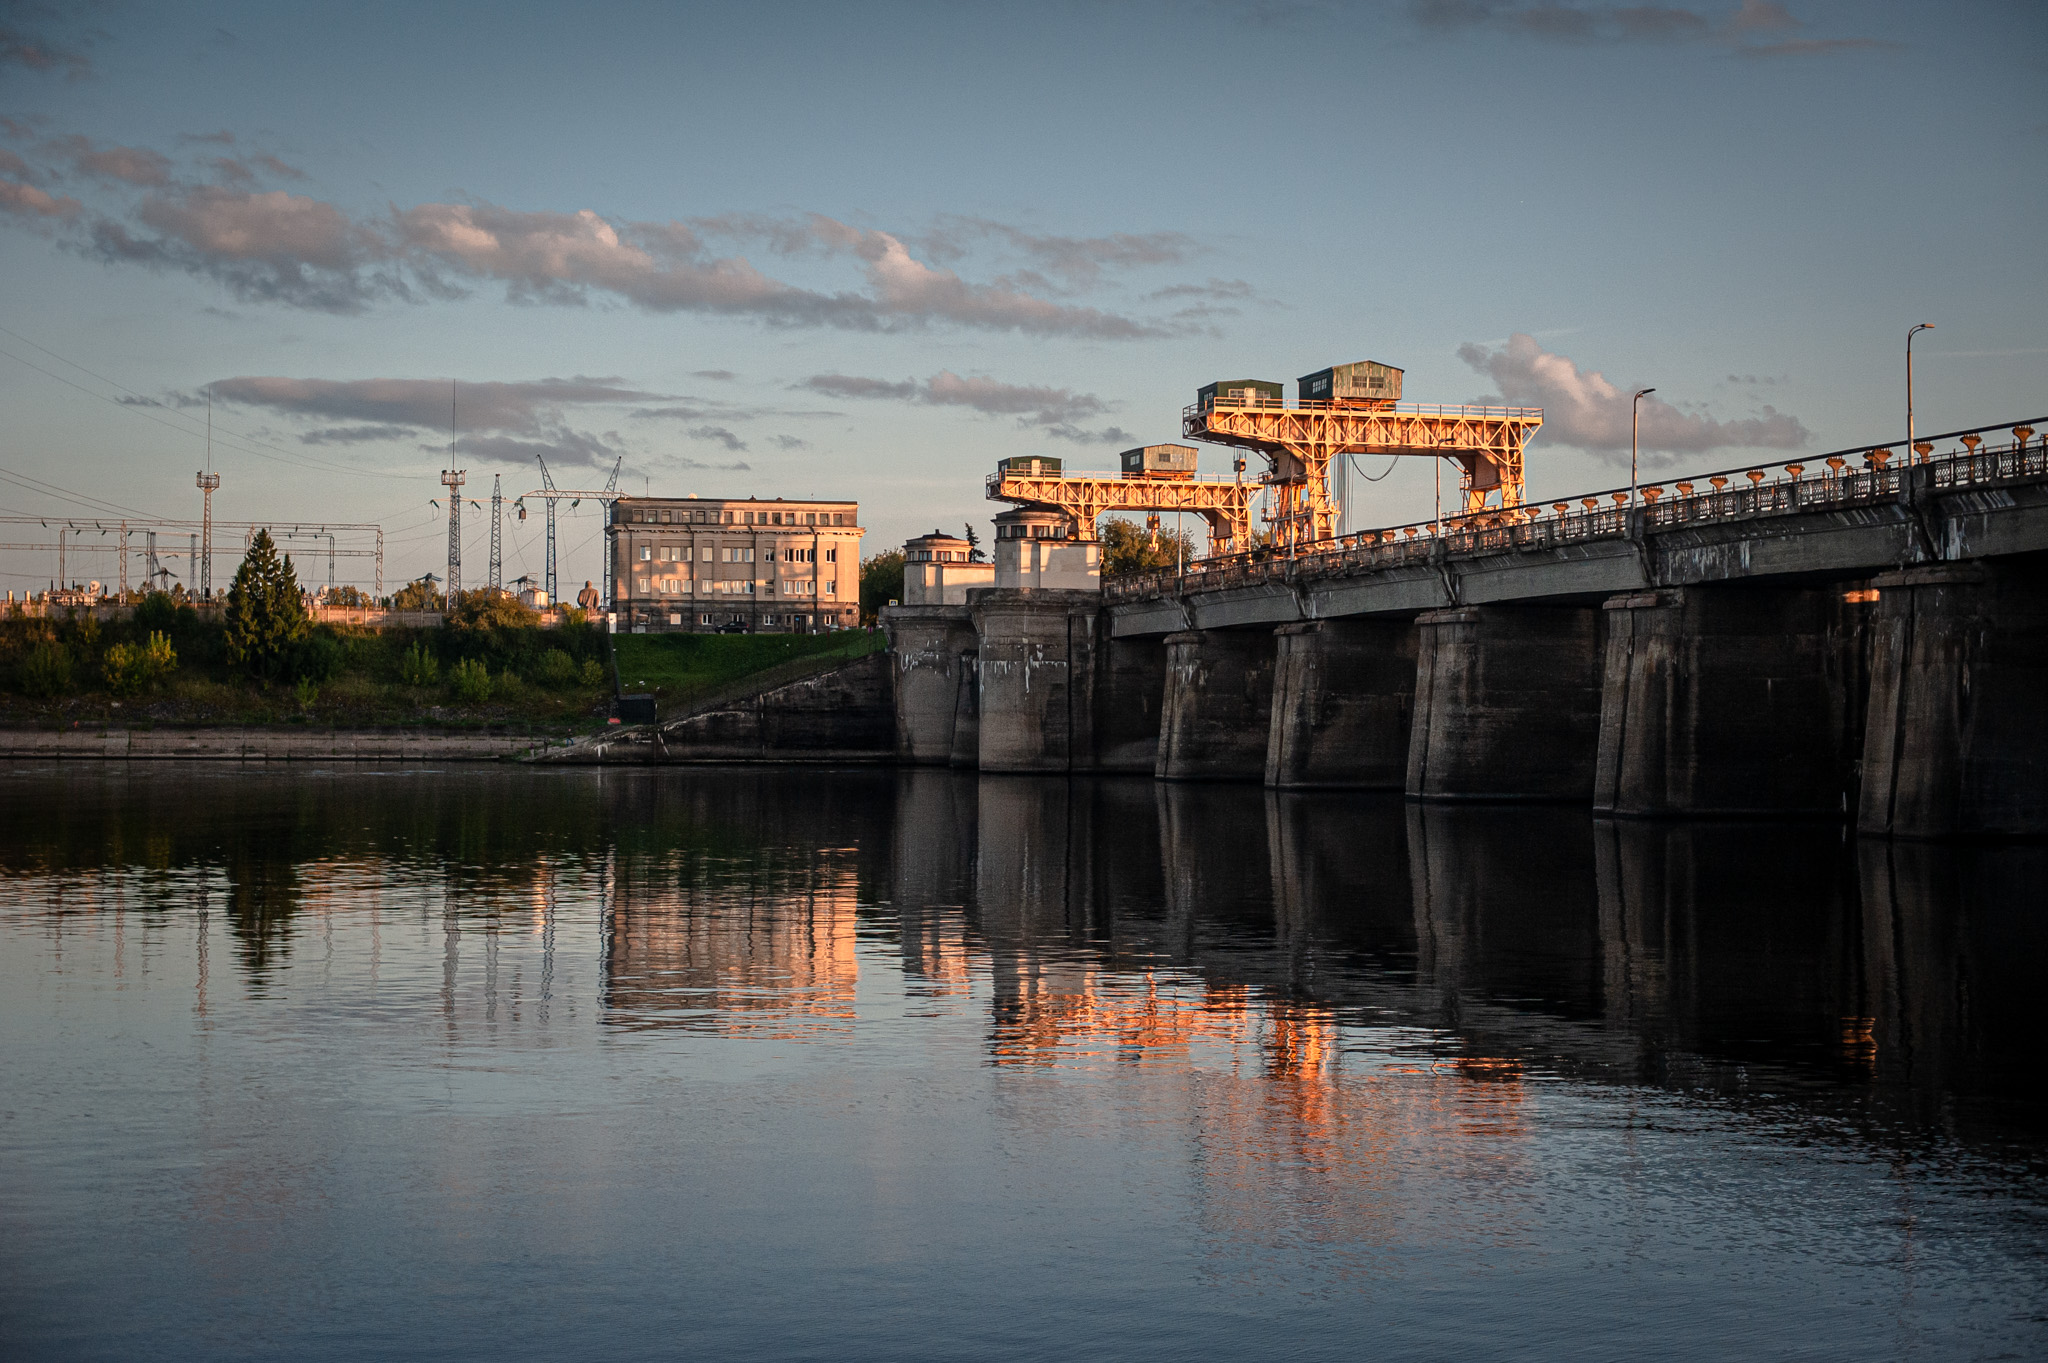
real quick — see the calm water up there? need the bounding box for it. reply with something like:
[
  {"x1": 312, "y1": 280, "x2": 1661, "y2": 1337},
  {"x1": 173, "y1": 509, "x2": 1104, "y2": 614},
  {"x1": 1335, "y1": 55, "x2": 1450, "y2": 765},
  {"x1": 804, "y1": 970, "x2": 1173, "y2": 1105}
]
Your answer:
[{"x1": 1, "y1": 764, "x2": 2043, "y2": 1362}]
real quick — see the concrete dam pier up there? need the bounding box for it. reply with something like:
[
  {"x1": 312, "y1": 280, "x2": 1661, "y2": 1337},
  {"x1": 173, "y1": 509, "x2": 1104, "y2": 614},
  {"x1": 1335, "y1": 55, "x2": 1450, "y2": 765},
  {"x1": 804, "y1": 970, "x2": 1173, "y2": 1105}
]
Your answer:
[{"x1": 886, "y1": 431, "x2": 2048, "y2": 839}]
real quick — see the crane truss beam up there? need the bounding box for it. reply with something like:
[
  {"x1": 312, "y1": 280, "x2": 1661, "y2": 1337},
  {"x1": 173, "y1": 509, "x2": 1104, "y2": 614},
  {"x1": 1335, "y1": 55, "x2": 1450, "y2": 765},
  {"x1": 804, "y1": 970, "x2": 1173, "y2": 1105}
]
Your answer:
[
  {"x1": 985, "y1": 472, "x2": 1261, "y2": 556},
  {"x1": 1184, "y1": 397, "x2": 1545, "y2": 546}
]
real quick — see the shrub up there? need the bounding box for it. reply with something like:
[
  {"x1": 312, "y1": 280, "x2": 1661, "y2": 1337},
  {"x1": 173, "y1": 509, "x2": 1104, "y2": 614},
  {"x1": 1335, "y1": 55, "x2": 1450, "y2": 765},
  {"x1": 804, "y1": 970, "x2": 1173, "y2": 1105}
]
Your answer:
[
  {"x1": 448, "y1": 657, "x2": 493, "y2": 703},
  {"x1": 131, "y1": 591, "x2": 198, "y2": 637},
  {"x1": 290, "y1": 630, "x2": 347, "y2": 683},
  {"x1": 19, "y1": 640, "x2": 72, "y2": 697},
  {"x1": 579, "y1": 658, "x2": 605, "y2": 687},
  {"x1": 391, "y1": 578, "x2": 442, "y2": 612},
  {"x1": 102, "y1": 631, "x2": 177, "y2": 696},
  {"x1": 535, "y1": 648, "x2": 578, "y2": 688},
  {"x1": 295, "y1": 677, "x2": 319, "y2": 708},
  {"x1": 398, "y1": 640, "x2": 440, "y2": 687}
]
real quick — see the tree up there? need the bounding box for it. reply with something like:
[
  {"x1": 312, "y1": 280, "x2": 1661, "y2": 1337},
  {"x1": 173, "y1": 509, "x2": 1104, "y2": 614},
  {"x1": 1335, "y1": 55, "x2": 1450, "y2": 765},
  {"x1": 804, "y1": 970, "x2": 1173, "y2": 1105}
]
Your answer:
[
  {"x1": 860, "y1": 550, "x2": 905, "y2": 623},
  {"x1": 1099, "y1": 516, "x2": 1197, "y2": 576},
  {"x1": 223, "y1": 529, "x2": 310, "y2": 680},
  {"x1": 391, "y1": 576, "x2": 441, "y2": 611},
  {"x1": 325, "y1": 585, "x2": 369, "y2": 608},
  {"x1": 447, "y1": 587, "x2": 540, "y2": 632},
  {"x1": 962, "y1": 523, "x2": 986, "y2": 563}
]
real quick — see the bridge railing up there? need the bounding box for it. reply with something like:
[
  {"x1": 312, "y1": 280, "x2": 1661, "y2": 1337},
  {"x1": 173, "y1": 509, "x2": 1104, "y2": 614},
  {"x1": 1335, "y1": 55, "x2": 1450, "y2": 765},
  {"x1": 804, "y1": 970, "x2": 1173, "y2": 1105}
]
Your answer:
[{"x1": 1104, "y1": 418, "x2": 2045, "y2": 603}]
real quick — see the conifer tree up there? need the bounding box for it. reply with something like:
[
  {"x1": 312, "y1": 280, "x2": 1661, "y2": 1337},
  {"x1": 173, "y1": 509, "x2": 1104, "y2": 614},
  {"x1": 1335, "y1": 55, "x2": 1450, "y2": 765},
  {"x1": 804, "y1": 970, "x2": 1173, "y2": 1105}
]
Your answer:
[{"x1": 223, "y1": 529, "x2": 310, "y2": 680}]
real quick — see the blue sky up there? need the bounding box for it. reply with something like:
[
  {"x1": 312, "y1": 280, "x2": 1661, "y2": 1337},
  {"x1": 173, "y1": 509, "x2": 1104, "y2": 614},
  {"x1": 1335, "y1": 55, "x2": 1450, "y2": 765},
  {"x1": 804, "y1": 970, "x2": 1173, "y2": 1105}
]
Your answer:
[{"x1": 0, "y1": 0, "x2": 2041, "y2": 592}]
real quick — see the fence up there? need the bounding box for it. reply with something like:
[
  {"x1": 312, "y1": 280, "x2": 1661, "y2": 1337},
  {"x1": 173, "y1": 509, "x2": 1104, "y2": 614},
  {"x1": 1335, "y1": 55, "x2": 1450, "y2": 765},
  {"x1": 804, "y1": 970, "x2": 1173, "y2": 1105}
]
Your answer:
[{"x1": 1104, "y1": 419, "x2": 2046, "y2": 603}]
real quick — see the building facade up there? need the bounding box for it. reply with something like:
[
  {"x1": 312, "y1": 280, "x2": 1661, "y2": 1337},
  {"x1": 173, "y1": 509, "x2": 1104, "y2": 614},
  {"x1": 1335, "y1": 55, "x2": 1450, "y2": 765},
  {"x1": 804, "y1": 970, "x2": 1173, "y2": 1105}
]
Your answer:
[
  {"x1": 992, "y1": 507, "x2": 1099, "y2": 592},
  {"x1": 902, "y1": 530, "x2": 994, "y2": 605},
  {"x1": 610, "y1": 495, "x2": 862, "y2": 632}
]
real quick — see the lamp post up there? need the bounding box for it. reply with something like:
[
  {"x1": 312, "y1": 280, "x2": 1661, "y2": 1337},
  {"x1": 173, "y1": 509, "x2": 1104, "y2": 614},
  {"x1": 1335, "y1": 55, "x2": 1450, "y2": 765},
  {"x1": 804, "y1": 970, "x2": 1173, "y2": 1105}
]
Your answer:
[
  {"x1": 1631, "y1": 388, "x2": 1656, "y2": 507},
  {"x1": 1907, "y1": 323, "x2": 1934, "y2": 456}
]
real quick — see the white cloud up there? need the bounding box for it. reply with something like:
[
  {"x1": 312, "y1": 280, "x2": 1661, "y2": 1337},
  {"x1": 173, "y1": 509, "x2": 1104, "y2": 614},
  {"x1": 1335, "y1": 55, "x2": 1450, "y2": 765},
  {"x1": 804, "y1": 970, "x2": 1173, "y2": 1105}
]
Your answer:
[
  {"x1": 1457, "y1": 333, "x2": 1808, "y2": 454},
  {"x1": 799, "y1": 370, "x2": 1135, "y2": 445}
]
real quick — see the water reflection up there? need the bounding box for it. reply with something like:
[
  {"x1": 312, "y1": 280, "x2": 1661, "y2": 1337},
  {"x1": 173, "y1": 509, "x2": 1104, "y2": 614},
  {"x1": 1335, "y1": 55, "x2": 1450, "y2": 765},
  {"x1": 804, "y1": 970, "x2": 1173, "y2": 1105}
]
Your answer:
[{"x1": 1, "y1": 763, "x2": 2043, "y2": 1358}]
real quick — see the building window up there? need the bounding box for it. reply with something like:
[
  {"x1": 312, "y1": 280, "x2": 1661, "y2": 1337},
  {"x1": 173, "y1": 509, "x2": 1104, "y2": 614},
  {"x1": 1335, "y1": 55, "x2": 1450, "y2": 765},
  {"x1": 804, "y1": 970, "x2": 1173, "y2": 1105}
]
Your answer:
[
  {"x1": 825, "y1": 580, "x2": 835, "y2": 595},
  {"x1": 635, "y1": 578, "x2": 649, "y2": 593},
  {"x1": 639, "y1": 546, "x2": 652, "y2": 560},
  {"x1": 826, "y1": 547, "x2": 837, "y2": 563}
]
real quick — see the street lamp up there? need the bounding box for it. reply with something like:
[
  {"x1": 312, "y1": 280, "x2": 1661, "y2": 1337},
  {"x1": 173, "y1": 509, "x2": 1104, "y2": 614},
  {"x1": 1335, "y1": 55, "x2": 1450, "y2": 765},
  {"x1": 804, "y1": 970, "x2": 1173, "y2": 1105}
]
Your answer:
[
  {"x1": 1907, "y1": 323, "x2": 1934, "y2": 456},
  {"x1": 1631, "y1": 388, "x2": 1656, "y2": 507}
]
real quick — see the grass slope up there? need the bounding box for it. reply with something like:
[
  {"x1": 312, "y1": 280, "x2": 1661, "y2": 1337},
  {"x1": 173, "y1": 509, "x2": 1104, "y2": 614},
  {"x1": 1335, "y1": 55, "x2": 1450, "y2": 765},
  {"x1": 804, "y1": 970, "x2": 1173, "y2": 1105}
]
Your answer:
[{"x1": 611, "y1": 630, "x2": 886, "y2": 712}]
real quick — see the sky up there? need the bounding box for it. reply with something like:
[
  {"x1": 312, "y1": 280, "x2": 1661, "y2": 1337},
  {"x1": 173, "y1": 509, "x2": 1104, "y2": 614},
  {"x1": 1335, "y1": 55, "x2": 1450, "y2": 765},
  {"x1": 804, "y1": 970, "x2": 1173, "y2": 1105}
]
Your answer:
[{"x1": 0, "y1": 0, "x2": 2041, "y2": 595}]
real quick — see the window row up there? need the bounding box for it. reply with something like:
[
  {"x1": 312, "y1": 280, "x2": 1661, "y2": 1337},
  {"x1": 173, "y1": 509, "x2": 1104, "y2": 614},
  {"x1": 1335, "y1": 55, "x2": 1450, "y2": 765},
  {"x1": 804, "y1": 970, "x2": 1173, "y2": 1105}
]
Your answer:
[
  {"x1": 633, "y1": 545, "x2": 839, "y2": 563},
  {"x1": 625, "y1": 508, "x2": 851, "y2": 527}
]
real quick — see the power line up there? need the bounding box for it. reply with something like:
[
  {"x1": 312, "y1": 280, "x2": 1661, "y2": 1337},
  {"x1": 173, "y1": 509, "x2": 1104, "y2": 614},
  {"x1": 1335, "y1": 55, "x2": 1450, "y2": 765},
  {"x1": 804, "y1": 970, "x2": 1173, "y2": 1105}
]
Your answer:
[{"x1": 0, "y1": 328, "x2": 404, "y2": 481}]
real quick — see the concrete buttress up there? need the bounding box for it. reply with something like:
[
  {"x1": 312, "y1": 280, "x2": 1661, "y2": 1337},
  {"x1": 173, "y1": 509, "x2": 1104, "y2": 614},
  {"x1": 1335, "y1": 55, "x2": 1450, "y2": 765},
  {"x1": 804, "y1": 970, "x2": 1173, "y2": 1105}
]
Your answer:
[
  {"x1": 1266, "y1": 619, "x2": 1417, "y2": 789},
  {"x1": 970, "y1": 590, "x2": 1102, "y2": 773},
  {"x1": 1156, "y1": 629, "x2": 1276, "y2": 781},
  {"x1": 1406, "y1": 606, "x2": 1603, "y2": 801},
  {"x1": 1858, "y1": 561, "x2": 2048, "y2": 838},
  {"x1": 1593, "y1": 586, "x2": 1867, "y2": 817},
  {"x1": 883, "y1": 604, "x2": 978, "y2": 765}
]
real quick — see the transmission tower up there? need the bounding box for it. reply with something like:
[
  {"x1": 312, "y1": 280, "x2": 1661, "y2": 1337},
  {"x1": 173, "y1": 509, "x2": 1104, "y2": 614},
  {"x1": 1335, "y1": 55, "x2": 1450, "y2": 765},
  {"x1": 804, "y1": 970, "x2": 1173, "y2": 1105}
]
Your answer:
[
  {"x1": 488, "y1": 475, "x2": 503, "y2": 591},
  {"x1": 195, "y1": 471, "x2": 220, "y2": 596},
  {"x1": 441, "y1": 469, "x2": 466, "y2": 608},
  {"x1": 536, "y1": 454, "x2": 559, "y2": 607},
  {"x1": 601, "y1": 456, "x2": 622, "y2": 611}
]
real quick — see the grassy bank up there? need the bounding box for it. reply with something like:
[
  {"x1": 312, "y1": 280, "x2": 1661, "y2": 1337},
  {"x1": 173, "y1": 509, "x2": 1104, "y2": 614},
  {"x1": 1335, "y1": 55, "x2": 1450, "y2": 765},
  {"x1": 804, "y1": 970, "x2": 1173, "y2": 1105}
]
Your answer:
[
  {"x1": 612, "y1": 630, "x2": 888, "y2": 715},
  {"x1": 0, "y1": 598, "x2": 887, "y2": 731}
]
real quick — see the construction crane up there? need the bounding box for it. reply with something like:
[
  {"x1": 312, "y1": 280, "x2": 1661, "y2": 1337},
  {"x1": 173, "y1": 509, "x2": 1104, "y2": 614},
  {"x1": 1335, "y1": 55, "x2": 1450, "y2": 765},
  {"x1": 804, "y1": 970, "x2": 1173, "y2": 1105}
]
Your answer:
[
  {"x1": 514, "y1": 455, "x2": 623, "y2": 608},
  {"x1": 1184, "y1": 363, "x2": 1544, "y2": 550},
  {"x1": 985, "y1": 447, "x2": 1262, "y2": 556}
]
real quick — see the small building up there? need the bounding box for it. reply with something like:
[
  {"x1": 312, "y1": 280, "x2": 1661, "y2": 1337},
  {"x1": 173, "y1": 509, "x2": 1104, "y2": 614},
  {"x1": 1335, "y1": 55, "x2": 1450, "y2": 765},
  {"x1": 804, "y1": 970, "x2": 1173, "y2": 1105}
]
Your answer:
[
  {"x1": 1298, "y1": 360, "x2": 1403, "y2": 405},
  {"x1": 1119, "y1": 444, "x2": 1199, "y2": 479},
  {"x1": 901, "y1": 530, "x2": 993, "y2": 606},
  {"x1": 993, "y1": 508, "x2": 1098, "y2": 592},
  {"x1": 511, "y1": 575, "x2": 550, "y2": 609},
  {"x1": 609, "y1": 494, "x2": 862, "y2": 633}
]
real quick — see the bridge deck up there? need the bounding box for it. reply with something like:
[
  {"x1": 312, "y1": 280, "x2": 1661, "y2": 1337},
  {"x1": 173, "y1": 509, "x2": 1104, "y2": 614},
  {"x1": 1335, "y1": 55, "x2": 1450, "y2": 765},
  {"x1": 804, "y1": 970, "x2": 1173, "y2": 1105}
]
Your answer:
[{"x1": 1107, "y1": 422, "x2": 2047, "y2": 637}]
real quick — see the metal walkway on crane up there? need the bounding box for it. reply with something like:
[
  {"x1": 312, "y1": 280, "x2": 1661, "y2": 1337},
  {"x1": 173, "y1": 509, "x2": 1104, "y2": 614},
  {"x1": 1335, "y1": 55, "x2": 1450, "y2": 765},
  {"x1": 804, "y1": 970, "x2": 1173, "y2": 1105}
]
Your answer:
[{"x1": 984, "y1": 464, "x2": 1261, "y2": 556}]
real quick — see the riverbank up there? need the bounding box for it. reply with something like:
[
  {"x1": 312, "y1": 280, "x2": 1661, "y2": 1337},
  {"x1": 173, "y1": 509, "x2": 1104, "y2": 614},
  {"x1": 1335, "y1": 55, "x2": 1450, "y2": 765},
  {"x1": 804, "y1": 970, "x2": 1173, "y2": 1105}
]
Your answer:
[{"x1": 0, "y1": 724, "x2": 568, "y2": 761}]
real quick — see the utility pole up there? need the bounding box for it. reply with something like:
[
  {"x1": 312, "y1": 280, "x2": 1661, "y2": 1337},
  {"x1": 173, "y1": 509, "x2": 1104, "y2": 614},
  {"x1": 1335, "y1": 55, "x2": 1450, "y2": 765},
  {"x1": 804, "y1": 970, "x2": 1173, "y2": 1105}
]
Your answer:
[
  {"x1": 602, "y1": 456, "x2": 622, "y2": 612},
  {"x1": 1631, "y1": 388, "x2": 1657, "y2": 507},
  {"x1": 1908, "y1": 323, "x2": 1934, "y2": 459},
  {"x1": 118, "y1": 521, "x2": 128, "y2": 598},
  {"x1": 441, "y1": 469, "x2": 466, "y2": 609},
  {"x1": 195, "y1": 472, "x2": 219, "y2": 597},
  {"x1": 489, "y1": 475, "x2": 503, "y2": 591}
]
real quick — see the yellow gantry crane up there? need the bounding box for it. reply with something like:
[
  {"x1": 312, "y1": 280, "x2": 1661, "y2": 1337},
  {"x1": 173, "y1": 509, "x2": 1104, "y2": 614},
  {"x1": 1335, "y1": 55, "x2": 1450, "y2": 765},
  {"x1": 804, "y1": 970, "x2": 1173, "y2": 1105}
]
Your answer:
[
  {"x1": 1184, "y1": 363, "x2": 1545, "y2": 549},
  {"x1": 985, "y1": 447, "x2": 1262, "y2": 556}
]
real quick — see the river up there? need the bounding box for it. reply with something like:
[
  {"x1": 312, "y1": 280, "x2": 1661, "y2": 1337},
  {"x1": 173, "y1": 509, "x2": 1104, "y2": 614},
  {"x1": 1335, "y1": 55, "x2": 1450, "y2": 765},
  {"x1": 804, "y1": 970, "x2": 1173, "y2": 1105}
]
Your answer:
[{"x1": 1, "y1": 763, "x2": 2042, "y2": 1360}]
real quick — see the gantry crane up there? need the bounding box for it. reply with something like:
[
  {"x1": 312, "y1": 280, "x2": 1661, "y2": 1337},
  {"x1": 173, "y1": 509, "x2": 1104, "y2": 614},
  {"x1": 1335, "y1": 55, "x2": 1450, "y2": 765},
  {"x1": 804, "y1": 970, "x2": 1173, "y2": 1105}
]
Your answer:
[
  {"x1": 1185, "y1": 364, "x2": 1544, "y2": 549},
  {"x1": 985, "y1": 448, "x2": 1262, "y2": 556}
]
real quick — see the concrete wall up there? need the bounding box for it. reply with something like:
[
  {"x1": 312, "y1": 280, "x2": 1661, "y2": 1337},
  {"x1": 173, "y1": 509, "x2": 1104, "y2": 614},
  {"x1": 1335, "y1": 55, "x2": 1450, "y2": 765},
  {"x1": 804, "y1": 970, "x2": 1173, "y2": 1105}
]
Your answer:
[
  {"x1": 1157, "y1": 628, "x2": 1275, "y2": 781},
  {"x1": 1091, "y1": 633, "x2": 1167, "y2": 774},
  {"x1": 1594, "y1": 586, "x2": 1866, "y2": 817},
  {"x1": 1266, "y1": 619, "x2": 1417, "y2": 789},
  {"x1": 1407, "y1": 606, "x2": 1603, "y2": 801},
  {"x1": 1860, "y1": 561, "x2": 2048, "y2": 838},
  {"x1": 550, "y1": 651, "x2": 894, "y2": 763},
  {"x1": 0, "y1": 726, "x2": 545, "y2": 761},
  {"x1": 970, "y1": 590, "x2": 1101, "y2": 773},
  {"x1": 884, "y1": 604, "x2": 978, "y2": 764}
]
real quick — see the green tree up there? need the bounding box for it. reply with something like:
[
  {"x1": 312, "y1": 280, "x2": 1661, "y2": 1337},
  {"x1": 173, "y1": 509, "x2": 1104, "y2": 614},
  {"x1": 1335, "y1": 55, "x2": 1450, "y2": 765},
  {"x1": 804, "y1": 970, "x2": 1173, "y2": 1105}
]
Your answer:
[
  {"x1": 860, "y1": 549, "x2": 905, "y2": 623},
  {"x1": 447, "y1": 587, "x2": 540, "y2": 632},
  {"x1": 222, "y1": 529, "x2": 310, "y2": 680},
  {"x1": 325, "y1": 585, "x2": 369, "y2": 608},
  {"x1": 1099, "y1": 516, "x2": 1197, "y2": 576},
  {"x1": 391, "y1": 577, "x2": 442, "y2": 611}
]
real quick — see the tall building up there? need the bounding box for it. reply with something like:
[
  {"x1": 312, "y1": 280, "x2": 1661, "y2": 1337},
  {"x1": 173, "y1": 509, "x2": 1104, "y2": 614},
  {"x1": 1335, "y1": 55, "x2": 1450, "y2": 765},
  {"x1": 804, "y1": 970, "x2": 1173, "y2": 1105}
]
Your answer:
[{"x1": 609, "y1": 495, "x2": 861, "y2": 633}]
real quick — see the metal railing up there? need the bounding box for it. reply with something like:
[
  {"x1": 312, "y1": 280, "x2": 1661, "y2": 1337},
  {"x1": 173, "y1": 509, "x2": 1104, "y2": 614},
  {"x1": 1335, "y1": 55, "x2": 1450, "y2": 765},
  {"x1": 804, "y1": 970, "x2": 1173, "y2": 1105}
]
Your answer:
[
  {"x1": 1104, "y1": 418, "x2": 2046, "y2": 603},
  {"x1": 1185, "y1": 396, "x2": 1544, "y2": 422}
]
